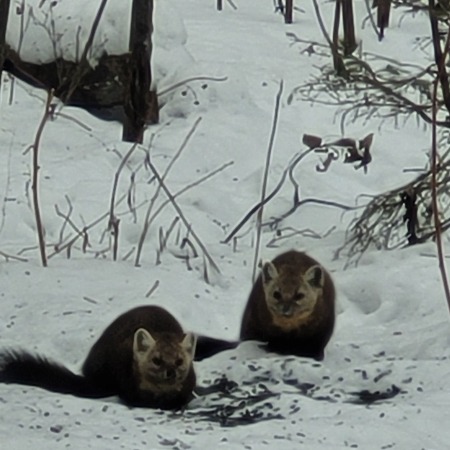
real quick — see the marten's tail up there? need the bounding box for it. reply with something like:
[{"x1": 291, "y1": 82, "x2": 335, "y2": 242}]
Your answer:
[
  {"x1": 0, "y1": 350, "x2": 112, "y2": 398},
  {"x1": 194, "y1": 336, "x2": 239, "y2": 361}
]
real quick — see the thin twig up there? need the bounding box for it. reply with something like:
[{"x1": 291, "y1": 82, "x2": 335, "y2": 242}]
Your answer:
[
  {"x1": 135, "y1": 117, "x2": 202, "y2": 266},
  {"x1": 223, "y1": 148, "x2": 314, "y2": 244},
  {"x1": 363, "y1": 0, "x2": 382, "y2": 40},
  {"x1": 145, "y1": 160, "x2": 221, "y2": 274},
  {"x1": 312, "y1": 0, "x2": 345, "y2": 75},
  {"x1": 64, "y1": 0, "x2": 108, "y2": 103},
  {"x1": 158, "y1": 76, "x2": 228, "y2": 97},
  {"x1": 145, "y1": 161, "x2": 234, "y2": 239},
  {"x1": 47, "y1": 193, "x2": 128, "y2": 259},
  {"x1": 252, "y1": 81, "x2": 283, "y2": 283},
  {"x1": 109, "y1": 142, "x2": 140, "y2": 260},
  {"x1": 145, "y1": 280, "x2": 160, "y2": 298},
  {"x1": 0, "y1": 250, "x2": 28, "y2": 262},
  {"x1": 32, "y1": 89, "x2": 54, "y2": 267}
]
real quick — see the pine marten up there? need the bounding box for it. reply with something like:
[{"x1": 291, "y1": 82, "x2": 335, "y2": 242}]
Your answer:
[
  {"x1": 240, "y1": 250, "x2": 335, "y2": 360},
  {"x1": 195, "y1": 250, "x2": 335, "y2": 361},
  {"x1": 0, "y1": 305, "x2": 196, "y2": 409}
]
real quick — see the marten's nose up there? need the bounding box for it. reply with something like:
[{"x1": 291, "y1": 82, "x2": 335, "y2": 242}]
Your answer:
[
  {"x1": 166, "y1": 369, "x2": 176, "y2": 380},
  {"x1": 281, "y1": 304, "x2": 293, "y2": 316}
]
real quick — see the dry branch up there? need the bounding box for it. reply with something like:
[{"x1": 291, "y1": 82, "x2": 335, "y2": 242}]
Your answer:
[
  {"x1": 144, "y1": 159, "x2": 221, "y2": 274},
  {"x1": 48, "y1": 192, "x2": 128, "y2": 260},
  {"x1": 63, "y1": 0, "x2": 108, "y2": 104},
  {"x1": 31, "y1": 89, "x2": 54, "y2": 267},
  {"x1": 0, "y1": 250, "x2": 28, "y2": 262},
  {"x1": 137, "y1": 160, "x2": 233, "y2": 268},
  {"x1": 252, "y1": 80, "x2": 283, "y2": 283},
  {"x1": 109, "y1": 142, "x2": 140, "y2": 260},
  {"x1": 312, "y1": 0, "x2": 346, "y2": 76},
  {"x1": 135, "y1": 117, "x2": 202, "y2": 266},
  {"x1": 336, "y1": 160, "x2": 450, "y2": 265},
  {"x1": 287, "y1": 41, "x2": 446, "y2": 133}
]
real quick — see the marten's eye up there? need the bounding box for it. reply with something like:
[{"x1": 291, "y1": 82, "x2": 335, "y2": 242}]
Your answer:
[
  {"x1": 175, "y1": 358, "x2": 184, "y2": 367},
  {"x1": 273, "y1": 290, "x2": 282, "y2": 300},
  {"x1": 152, "y1": 357, "x2": 163, "y2": 366},
  {"x1": 294, "y1": 292, "x2": 305, "y2": 301}
]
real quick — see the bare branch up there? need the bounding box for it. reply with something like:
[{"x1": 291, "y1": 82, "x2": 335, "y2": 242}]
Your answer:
[
  {"x1": 252, "y1": 80, "x2": 283, "y2": 283},
  {"x1": 144, "y1": 159, "x2": 221, "y2": 274},
  {"x1": 31, "y1": 89, "x2": 54, "y2": 267},
  {"x1": 109, "y1": 142, "x2": 140, "y2": 260},
  {"x1": 135, "y1": 117, "x2": 202, "y2": 266}
]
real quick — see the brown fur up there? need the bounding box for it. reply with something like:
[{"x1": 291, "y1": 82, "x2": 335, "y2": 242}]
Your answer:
[
  {"x1": 82, "y1": 305, "x2": 196, "y2": 408},
  {"x1": 240, "y1": 250, "x2": 335, "y2": 360},
  {"x1": 0, "y1": 306, "x2": 196, "y2": 409}
]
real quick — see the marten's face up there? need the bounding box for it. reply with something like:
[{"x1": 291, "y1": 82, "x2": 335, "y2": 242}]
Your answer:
[
  {"x1": 133, "y1": 330, "x2": 196, "y2": 392},
  {"x1": 262, "y1": 262, "x2": 324, "y2": 325}
]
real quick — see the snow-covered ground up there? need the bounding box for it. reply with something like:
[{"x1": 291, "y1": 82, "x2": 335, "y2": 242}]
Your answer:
[{"x1": 1, "y1": 0, "x2": 449, "y2": 448}]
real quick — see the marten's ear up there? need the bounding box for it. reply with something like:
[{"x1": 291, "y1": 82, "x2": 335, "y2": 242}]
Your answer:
[
  {"x1": 181, "y1": 333, "x2": 197, "y2": 358},
  {"x1": 305, "y1": 265, "x2": 324, "y2": 289},
  {"x1": 262, "y1": 261, "x2": 278, "y2": 283},
  {"x1": 133, "y1": 328, "x2": 156, "y2": 354}
]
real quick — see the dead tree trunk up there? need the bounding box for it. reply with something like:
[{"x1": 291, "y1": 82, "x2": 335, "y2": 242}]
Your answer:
[
  {"x1": 0, "y1": 0, "x2": 11, "y2": 91},
  {"x1": 122, "y1": 0, "x2": 158, "y2": 143},
  {"x1": 284, "y1": 0, "x2": 293, "y2": 23}
]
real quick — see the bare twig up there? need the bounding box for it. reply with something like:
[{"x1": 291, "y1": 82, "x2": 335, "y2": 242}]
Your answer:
[
  {"x1": 64, "y1": 0, "x2": 108, "y2": 103},
  {"x1": 223, "y1": 148, "x2": 314, "y2": 244},
  {"x1": 312, "y1": 0, "x2": 346, "y2": 75},
  {"x1": 145, "y1": 280, "x2": 160, "y2": 298},
  {"x1": 263, "y1": 197, "x2": 359, "y2": 229},
  {"x1": 145, "y1": 161, "x2": 234, "y2": 240},
  {"x1": 135, "y1": 117, "x2": 202, "y2": 266},
  {"x1": 145, "y1": 159, "x2": 221, "y2": 274},
  {"x1": 138, "y1": 160, "x2": 233, "y2": 268},
  {"x1": 362, "y1": 0, "x2": 382, "y2": 40},
  {"x1": 54, "y1": 195, "x2": 76, "y2": 242},
  {"x1": 0, "y1": 250, "x2": 28, "y2": 262},
  {"x1": 158, "y1": 76, "x2": 228, "y2": 97},
  {"x1": 336, "y1": 158, "x2": 450, "y2": 265},
  {"x1": 31, "y1": 89, "x2": 54, "y2": 267},
  {"x1": 109, "y1": 142, "x2": 140, "y2": 260},
  {"x1": 252, "y1": 80, "x2": 283, "y2": 283},
  {"x1": 47, "y1": 192, "x2": 128, "y2": 259}
]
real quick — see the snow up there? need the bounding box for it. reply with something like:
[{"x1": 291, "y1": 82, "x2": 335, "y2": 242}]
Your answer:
[
  {"x1": 1, "y1": 0, "x2": 450, "y2": 449},
  {"x1": 6, "y1": 0, "x2": 132, "y2": 65}
]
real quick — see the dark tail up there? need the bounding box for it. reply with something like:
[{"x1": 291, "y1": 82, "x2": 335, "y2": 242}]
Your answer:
[
  {"x1": 194, "y1": 336, "x2": 239, "y2": 361},
  {"x1": 0, "y1": 350, "x2": 112, "y2": 398}
]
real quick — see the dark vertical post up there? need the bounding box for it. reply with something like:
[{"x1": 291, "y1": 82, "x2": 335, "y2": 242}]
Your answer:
[
  {"x1": 332, "y1": 0, "x2": 343, "y2": 73},
  {"x1": 0, "y1": 0, "x2": 11, "y2": 91},
  {"x1": 284, "y1": 0, "x2": 293, "y2": 24},
  {"x1": 217, "y1": 0, "x2": 223, "y2": 11},
  {"x1": 123, "y1": 0, "x2": 158, "y2": 143},
  {"x1": 377, "y1": 0, "x2": 391, "y2": 39},
  {"x1": 342, "y1": 0, "x2": 357, "y2": 55}
]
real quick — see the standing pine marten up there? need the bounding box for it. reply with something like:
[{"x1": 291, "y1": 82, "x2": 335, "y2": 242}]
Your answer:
[
  {"x1": 240, "y1": 250, "x2": 335, "y2": 360},
  {"x1": 194, "y1": 250, "x2": 335, "y2": 361},
  {"x1": 0, "y1": 305, "x2": 196, "y2": 409}
]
